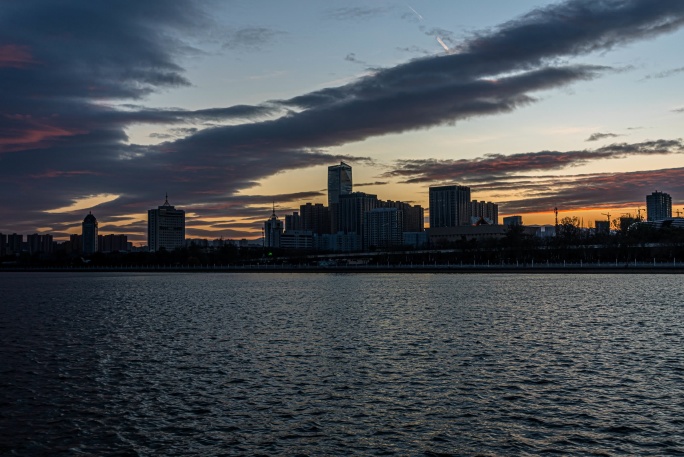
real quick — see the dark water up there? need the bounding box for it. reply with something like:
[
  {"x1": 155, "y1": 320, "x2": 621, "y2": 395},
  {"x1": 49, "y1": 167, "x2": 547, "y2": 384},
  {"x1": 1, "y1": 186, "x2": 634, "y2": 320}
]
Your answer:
[{"x1": 1, "y1": 272, "x2": 683, "y2": 456}]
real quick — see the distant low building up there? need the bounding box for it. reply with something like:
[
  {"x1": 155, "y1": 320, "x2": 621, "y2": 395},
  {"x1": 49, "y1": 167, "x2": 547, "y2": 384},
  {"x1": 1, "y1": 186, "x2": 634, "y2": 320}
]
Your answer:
[
  {"x1": 503, "y1": 215, "x2": 523, "y2": 227},
  {"x1": 280, "y1": 230, "x2": 314, "y2": 250},
  {"x1": 428, "y1": 225, "x2": 509, "y2": 246},
  {"x1": 99, "y1": 234, "x2": 129, "y2": 252}
]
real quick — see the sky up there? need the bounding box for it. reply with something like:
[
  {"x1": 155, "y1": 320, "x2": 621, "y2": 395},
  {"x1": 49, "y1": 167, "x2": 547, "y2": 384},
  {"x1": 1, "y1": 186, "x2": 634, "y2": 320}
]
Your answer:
[{"x1": 1, "y1": 0, "x2": 684, "y2": 243}]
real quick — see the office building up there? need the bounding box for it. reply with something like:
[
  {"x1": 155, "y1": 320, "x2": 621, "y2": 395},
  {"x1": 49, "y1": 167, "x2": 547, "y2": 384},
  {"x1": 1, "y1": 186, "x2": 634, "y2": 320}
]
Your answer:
[
  {"x1": 82, "y1": 212, "x2": 99, "y2": 255},
  {"x1": 328, "y1": 162, "x2": 353, "y2": 233},
  {"x1": 429, "y1": 185, "x2": 471, "y2": 228},
  {"x1": 364, "y1": 207, "x2": 403, "y2": 249},
  {"x1": 148, "y1": 195, "x2": 186, "y2": 252},
  {"x1": 264, "y1": 207, "x2": 283, "y2": 248},
  {"x1": 646, "y1": 191, "x2": 672, "y2": 221},
  {"x1": 280, "y1": 230, "x2": 313, "y2": 250}
]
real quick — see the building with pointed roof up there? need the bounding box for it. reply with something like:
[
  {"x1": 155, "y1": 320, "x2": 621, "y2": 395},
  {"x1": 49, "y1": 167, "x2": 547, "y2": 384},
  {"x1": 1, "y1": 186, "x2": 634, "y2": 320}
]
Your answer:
[{"x1": 148, "y1": 194, "x2": 185, "y2": 252}]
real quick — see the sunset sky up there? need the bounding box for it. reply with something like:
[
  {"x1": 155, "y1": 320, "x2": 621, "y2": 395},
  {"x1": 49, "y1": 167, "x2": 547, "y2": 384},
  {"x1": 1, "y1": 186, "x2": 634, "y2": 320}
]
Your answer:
[{"x1": 1, "y1": 0, "x2": 684, "y2": 243}]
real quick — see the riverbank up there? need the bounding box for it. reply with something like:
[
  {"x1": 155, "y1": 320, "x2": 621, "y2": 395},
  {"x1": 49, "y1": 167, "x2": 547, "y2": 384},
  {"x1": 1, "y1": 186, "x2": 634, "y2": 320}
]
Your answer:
[{"x1": 2, "y1": 263, "x2": 684, "y2": 274}]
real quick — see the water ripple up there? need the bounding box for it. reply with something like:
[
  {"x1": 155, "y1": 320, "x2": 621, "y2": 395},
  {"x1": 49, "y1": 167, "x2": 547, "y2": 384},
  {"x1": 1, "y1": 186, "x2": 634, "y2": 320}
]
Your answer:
[{"x1": 1, "y1": 272, "x2": 683, "y2": 455}]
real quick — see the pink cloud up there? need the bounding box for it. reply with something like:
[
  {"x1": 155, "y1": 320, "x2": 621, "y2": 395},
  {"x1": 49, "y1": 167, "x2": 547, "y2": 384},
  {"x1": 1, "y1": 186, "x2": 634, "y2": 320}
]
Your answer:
[{"x1": 0, "y1": 44, "x2": 36, "y2": 68}]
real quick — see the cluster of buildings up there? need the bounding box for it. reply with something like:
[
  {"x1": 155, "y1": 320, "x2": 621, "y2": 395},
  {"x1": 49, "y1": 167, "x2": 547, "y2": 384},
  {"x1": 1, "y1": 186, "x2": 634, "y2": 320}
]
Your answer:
[
  {"x1": 264, "y1": 162, "x2": 500, "y2": 251},
  {"x1": 2, "y1": 168, "x2": 681, "y2": 257},
  {"x1": 0, "y1": 212, "x2": 133, "y2": 257}
]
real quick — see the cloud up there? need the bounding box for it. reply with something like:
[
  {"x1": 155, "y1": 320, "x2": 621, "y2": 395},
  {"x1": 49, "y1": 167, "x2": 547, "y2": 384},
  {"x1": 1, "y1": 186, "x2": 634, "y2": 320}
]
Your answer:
[
  {"x1": 2, "y1": 0, "x2": 684, "y2": 237},
  {"x1": 326, "y1": 6, "x2": 391, "y2": 21},
  {"x1": 586, "y1": 132, "x2": 621, "y2": 141},
  {"x1": 643, "y1": 66, "x2": 684, "y2": 80},
  {"x1": 221, "y1": 27, "x2": 285, "y2": 50},
  {"x1": 496, "y1": 168, "x2": 684, "y2": 214},
  {"x1": 385, "y1": 139, "x2": 684, "y2": 184}
]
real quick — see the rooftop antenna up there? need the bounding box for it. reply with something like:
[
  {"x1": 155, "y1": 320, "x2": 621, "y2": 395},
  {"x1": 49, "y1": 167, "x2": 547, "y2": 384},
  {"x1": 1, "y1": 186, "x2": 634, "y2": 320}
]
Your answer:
[{"x1": 164, "y1": 192, "x2": 170, "y2": 206}]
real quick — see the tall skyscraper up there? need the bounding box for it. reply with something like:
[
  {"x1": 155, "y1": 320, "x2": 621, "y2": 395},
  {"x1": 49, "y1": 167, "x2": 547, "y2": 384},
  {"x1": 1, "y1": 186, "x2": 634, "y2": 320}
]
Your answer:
[
  {"x1": 82, "y1": 212, "x2": 99, "y2": 255},
  {"x1": 0, "y1": 233, "x2": 6, "y2": 256},
  {"x1": 429, "y1": 185, "x2": 471, "y2": 228},
  {"x1": 328, "y1": 162, "x2": 352, "y2": 233},
  {"x1": 148, "y1": 195, "x2": 186, "y2": 252},
  {"x1": 646, "y1": 191, "x2": 672, "y2": 221},
  {"x1": 264, "y1": 206, "x2": 283, "y2": 248}
]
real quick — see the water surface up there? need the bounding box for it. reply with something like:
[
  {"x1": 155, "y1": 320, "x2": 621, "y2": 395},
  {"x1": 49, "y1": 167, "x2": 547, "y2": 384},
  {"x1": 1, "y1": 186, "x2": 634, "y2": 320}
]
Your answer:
[{"x1": 1, "y1": 272, "x2": 683, "y2": 455}]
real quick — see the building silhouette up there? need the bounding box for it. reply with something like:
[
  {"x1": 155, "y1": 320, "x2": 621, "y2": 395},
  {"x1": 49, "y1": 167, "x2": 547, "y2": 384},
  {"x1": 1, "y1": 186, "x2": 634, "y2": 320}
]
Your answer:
[
  {"x1": 27, "y1": 233, "x2": 53, "y2": 255},
  {"x1": 148, "y1": 195, "x2": 185, "y2": 252},
  {"x1": 300, "y1": 203, "x2": 330, "y2": 235},
  {"x1": 429, "y1": 185, "x2": 471, "y2": 228},
  {"x1": 503, "y1": 215, "x2": 523, "y2": 226},
  {"x1": 264, "y1": 205, "x2": 283, "y2": 248},
  {"x1": 646, "y1": 191, "x2": 672, "y2": 221},
  {"x1": 82, "y1": 212, "x2": 99, "y2": 255},
  {"x1": 328, "y1": 162, "x2": 352, "y2": 233},
  {"x1": 470, "y1": 200, "x2": 499, "y2": 225},
  {"x1": 339, "y1": 192, "x2": 379, "y2": 248},
  {"x1": 364, "y1": 207, "x2": 403, "y2": 249}
]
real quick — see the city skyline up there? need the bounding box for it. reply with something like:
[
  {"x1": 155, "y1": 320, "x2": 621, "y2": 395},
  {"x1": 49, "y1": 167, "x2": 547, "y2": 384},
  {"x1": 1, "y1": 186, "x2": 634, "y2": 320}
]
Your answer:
[{"x1": 1, "y1": 1, "x2": 684, "y2": 243}]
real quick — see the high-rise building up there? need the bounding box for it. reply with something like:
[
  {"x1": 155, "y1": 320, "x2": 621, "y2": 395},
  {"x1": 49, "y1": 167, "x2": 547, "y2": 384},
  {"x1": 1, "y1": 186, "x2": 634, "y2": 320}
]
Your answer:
[
  {"x1": 264, "y1": 207, "x2": 283, "y2": 248},
  {"x1": 148, "y1": 195, "x2": 185, "y2": 252},
  {"x1": 470, "y1": 200, "x2": 499, "y2": 225},
  {"x1": 364, "y1": 207, "x2": 404, "y2": 249},
  {"x1": 0, "y1": 233, "x2": 6, "y2": 256},
  {"x1": 328, "y1": 162, "x2": 352, "y2": 233},
  {"x1": 646, "y1": 191, "x2": 672, "y2": 221},
  {"x1": 27, "y1": 234, "x2": 53, "y2": 254},
  {"x1": 339, "y1": 192, "x2": 379, "y2": 249},
  {"x1": 285, "y1": 212, "x2": 301, "y2": 231},
  {"x1": 7, "y1": 233, "x2": 22, "y2": 255},
  {"x1": 429, "y1": 185, "x2": 471, "y2": 228},
  {"x1": 300, "y1": 203, "x2": 330, "y2": 235},
  {"x1": 382, "y1": 200, "x2": 424, "y2": 232},
  {"x1": 82, "y1": 212, "x2": 99, "y2": 255}
]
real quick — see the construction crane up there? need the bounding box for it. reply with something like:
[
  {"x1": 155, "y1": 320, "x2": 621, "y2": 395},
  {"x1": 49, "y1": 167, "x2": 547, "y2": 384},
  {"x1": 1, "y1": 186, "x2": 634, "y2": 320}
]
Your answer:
[
  {"x1": 554, "y1": 206, "x2": 558, "y2": 228},
  {"x1": 636, "y1": 207, "x2": 643, "y2": 221},
  {"x1": 676, "y1": 208, "x2": 683, "y2": 218}
]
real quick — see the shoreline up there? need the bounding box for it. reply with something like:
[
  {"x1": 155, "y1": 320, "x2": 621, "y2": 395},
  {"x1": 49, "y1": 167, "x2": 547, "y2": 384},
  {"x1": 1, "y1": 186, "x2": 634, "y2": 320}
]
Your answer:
[{"x1": 2, "y1": 265, "x2": 684, "y2": 274}]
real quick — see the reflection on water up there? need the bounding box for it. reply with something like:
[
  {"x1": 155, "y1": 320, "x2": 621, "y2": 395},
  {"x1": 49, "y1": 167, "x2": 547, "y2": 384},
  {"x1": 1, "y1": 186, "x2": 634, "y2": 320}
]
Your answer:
[{"x1": 1, "y1": 272, "x2": 683, "y2": 455}]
